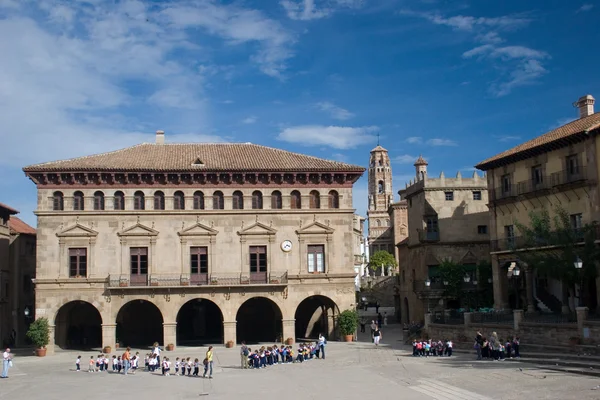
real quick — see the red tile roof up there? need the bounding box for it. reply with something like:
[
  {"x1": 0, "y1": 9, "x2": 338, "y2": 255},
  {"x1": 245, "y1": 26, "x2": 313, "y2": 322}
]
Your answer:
[
  {"x1": 0, "y1": 202, "x2": 19, "y2": 214},
  {"x1": 9, "y1": 217, "x2": 36, "y2": 235}
]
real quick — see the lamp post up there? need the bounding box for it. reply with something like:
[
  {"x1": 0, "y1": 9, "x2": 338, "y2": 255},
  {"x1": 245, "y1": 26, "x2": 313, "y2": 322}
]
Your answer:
[
  {"x1": 425, "y1": 278, "x2": 431, "y2": 312},
  {"x1": 513, "y1": 265, "x2": 521, "y2": 309},
  {"x1": 574, "y1": 256, "x2": 584, "y2": 307}
]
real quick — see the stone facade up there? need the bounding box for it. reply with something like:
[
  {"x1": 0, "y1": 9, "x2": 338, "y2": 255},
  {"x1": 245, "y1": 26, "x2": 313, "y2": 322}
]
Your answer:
[
  {"x1": 388, "y1": 201, "x2": 408, "y2": 262},
  {"x1": 397, "y1": 159, "x2": 490, "y2": 324},
  {"x1": 24, "y1": 134, "x2": 365, "y2": 353},
  {"x1": 367, "y1": 145, "x2": 394, "y2": 255}
]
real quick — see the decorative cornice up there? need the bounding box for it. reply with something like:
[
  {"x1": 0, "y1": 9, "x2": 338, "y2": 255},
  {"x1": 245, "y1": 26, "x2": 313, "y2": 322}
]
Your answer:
[
  {"x1": 117, "y1": 222, "x2": 159, "y2": 237},
  {"x1": 56, "y1": 223, "x2": 98, "y2": 238}
]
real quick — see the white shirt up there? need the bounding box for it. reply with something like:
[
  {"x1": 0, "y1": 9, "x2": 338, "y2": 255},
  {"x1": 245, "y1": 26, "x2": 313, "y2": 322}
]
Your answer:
[
  {"x1": 153, "y1": 347, "x2": 161, "y2": 356},
  {"x1": 3, "y1": 351, "x2": 10, "y2": 360}
]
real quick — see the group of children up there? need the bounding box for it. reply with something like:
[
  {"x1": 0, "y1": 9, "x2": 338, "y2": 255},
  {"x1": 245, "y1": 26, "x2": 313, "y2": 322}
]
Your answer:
[
  {"x1": 245, "y1": 343, "x2": 321, "y2": 369},
  {"x1": 411, "y1": 339, "x2": 454, "y2": 357},
  {"x1": 75, "y1": 353, "x2": 141, "y2": 373},
  {"x1": 475, "y1": 334, "x2": 521, "y2": 361}
]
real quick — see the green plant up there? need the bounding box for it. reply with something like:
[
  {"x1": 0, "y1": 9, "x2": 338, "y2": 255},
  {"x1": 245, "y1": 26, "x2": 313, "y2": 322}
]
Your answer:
[
  {"x1": 26, "y1": 317, "x2": 50, "y2": 348},
  {"x1": 368, "y1": 250, "x2": 397, "y2": 272},
  {"x1": 338, "y1": 309, "x2": 359, "y2": 336}
]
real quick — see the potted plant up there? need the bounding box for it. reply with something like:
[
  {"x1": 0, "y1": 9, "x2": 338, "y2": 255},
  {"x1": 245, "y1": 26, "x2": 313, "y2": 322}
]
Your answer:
[
  {"x1": 225, "y1": 340, "x2": 234, "y2": 348},
  {"x1": 166, "y1": 343, "x2": 175, "y2": 351},
  {"x1": 119, "y1": 279, "x2": 128, "y2": 287},
  {"x1": 115, "y1": 341, "x2": 121, "y2": 349},
  {"x1": 338, "y1": 309, "x2": 358, "y2": 342},
  {"x1": 103, "y1": 346, "x2": 112, "y2": 354},
  {"x1": 26, "y1": 317, "x2": 50, "y2": 357},
  {"x1": 211, "y1": 278, "x2": 219, "y2": 285}
]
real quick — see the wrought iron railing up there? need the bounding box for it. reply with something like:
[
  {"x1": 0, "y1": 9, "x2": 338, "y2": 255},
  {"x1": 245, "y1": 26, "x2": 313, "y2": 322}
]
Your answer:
[
  {"x1": 432, "y1": 311, "x2": 464, "y2": 325},
  {"x1": 107, "y1": 271, "x2": 288, "y2": 288},
  {"x1": 471, "y1": 311, "x2": 513, "y2": 325},
  {"x1": 491, "y1": 225, "x2": 600, "y2": 252},
  {"x1": 522, "y1": 312, "x2": 577, "y2": 324}
]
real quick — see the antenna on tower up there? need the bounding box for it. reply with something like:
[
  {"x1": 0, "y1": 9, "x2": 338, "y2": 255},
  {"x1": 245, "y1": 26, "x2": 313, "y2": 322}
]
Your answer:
[{"x1": 377, "y1": 132, "x2": 380, "y2": 146}]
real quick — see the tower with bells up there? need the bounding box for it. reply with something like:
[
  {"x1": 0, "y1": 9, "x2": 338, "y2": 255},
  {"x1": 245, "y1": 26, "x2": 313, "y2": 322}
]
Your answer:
[{"x1": 367, "y1": 140, "x2": 394, "y2": 256}]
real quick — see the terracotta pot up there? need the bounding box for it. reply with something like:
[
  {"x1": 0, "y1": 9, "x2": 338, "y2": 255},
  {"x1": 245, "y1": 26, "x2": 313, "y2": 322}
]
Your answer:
[
  {"x1": 285, "y1": 338, "x2": 294, "y2": 345},
  {"x1": 103, "y1": 346, "x2": 112, "y2": 354},
  {"x1": 119, "y1": 282, "x2": 127, "y2": 287},
  {"x1": 166, "y1": 344, "x2": 175, "y2": 351},
  {"x1": 225, "y1": 341, "x2": 234, "y2": 348},
  {"x1": 181, "y1": 281, "x2": 189, "y2": 286},
  {"x1": 36, "y1": 348, "x2": 47, "y2": 357},
  {"x1": 115, "y1": 343, "x2": 120, "y2": 349},
  {"x1": 344, "y1": 335, "x2": 353, "y2": 342}
]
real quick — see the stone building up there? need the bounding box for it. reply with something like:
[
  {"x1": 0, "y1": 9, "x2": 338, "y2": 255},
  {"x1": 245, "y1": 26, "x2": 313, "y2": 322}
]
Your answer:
[
  {"x1": 353, "y1": 215, "x2": 367, "y2": 290},
  {"x1": 388, "y1": 199, "x2": 408, "y2": 263},
  {"x1": 24, "y1": 131, "x2": 365, "y2": 353},
  {"x1": 0, "y1": 203, "x2": 18, "y2": 347},
  {"x1": 397, "y1": 157, "x2": 490, "y2": 323},
  {"x1": 367, "y1": 145, "x2": 394, "y2": 256},
  {"x1": 476, "y1": 94, "x2": 600, "y2": 313}
]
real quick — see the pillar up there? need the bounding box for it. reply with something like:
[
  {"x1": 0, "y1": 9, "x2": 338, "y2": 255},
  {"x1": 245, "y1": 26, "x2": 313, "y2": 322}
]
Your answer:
[
  {"x1": 492, "y1": 256, "x2": 509, "y2": 309},
  {"x1": 463, "y1": 312, "x2": 472, "y2": 326},
  {"x1": 513, "y1": 309, "x2": 523, "y2": 331},
  {"x1": 525, "y1": 267, "x2": 535, "y2": 313},
  {"x1": 102, "y1": 324, "x2": 116, "y2": 350},
  {"x1": 47, "y1": 324, "x2": 56, "y2": 355},
  {"x1": 327, "y1": 309, "x2": 336, "y2": 338},
  {"x1": 163, "y1": 322, "x2": 177, "y2": 347},
  {"x1": 282, "y1": 319, "x2": 295, "y2": 343},
  {"x1": 424, "y1": 313, "x2": 431, "y2": 330},
  {"x1": 576, "y1": 307, "x2": 588, "y2": 342},
  {"x1": 223, "y1": 321, "x2": 236, "y2": 345}
]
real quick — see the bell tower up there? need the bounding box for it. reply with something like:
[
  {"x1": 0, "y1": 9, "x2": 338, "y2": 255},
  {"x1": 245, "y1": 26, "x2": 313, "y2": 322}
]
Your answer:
[{"x1": 367, "y1": 144, "x2": 393, "y2": 256}]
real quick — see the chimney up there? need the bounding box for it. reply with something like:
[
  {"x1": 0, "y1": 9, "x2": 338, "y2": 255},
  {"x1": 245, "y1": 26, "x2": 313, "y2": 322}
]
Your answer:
[
  {"x1": 156, "y1": 130, "x2": 165, "y2": 144},
  {"x1": 574, "y1": 95, "x2": 595, "y2": 119}
]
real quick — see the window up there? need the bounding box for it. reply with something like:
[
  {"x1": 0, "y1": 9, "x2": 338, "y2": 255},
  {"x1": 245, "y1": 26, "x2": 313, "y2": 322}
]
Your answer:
[
  {"x1": 212, "y1": 191, "x2": 224, "y2": 210},
  {"x1": 376, "y1": 220, "x2": 381, "y2": 227},
  {"x1": 232, "y1": 191, "x2": 244, "y2": 210},
  {"x1": 477, "y1": 225, "x2": 488, "y2": 234},
  {"x1": 130, "y1": 247, "x2": 148, "y2": 275},
  {"x1": 252, "y1": 191, "x2": 263, "y2": 209},
  {"x1": 249, "y1": 246, "x2": 267, "y2": 272},
  {"x1": 53, "y1": 191, "x2": 64, "y2": 211},
  {"x1": 290, "y1": 190, "x2": 301, "y2": 209},
  {"x1": 174, "y1": 191, "x2": 185, "y2": 210},
  {"x1": 570, "y1": 213, "x2": 583, "y2": 230},
  {"x1": 504, "y1": 225, "x2": 515, "y2": 246},
  {"x1": 409, "y1": 198, "x2": 412, "y2": 207},
  {"x1": 531, "y1": 165, "x2": 543, "y2": 185},
  {"x1": 501, "y1": 174, "x2": 511, "y2": 194},
  {"x1": 193, "y1": 191, "x2": 205, "y2": 210},
  {"x1": 114, "y1": 191, "x2": 125, "y2": 210},
  {"x1": 566, "y1": 155, "x2": 580, "y2": 179},
  {"x1": 73, "y1": 191, "x2": 84, "y2": 211},
  {"x1": 378, "y1": 181, "x2": 384, "y2": 194},
  {"x1": 444, "y1": 191, "x2": 454, "y2": 201},
  {"x1": 308, "y1": 245, "x2": 325, "y2": 273},
  {"x1": 69, "y1": 248, "x2": 87, "y2": 277},
  {"x1": 271, "y1": 191, "x2": 282, "y2": 209},
  {"x1": 190, "y1": 246, "x2": 208, "y2": 274},
  {"x1": 134, "y1": 191, "x2": 145, "y2": 210},
  {"x1": 154, "y1": 191, "x2": 165, "y2": 210},
  {"x1": 328, "y1": 190, "x2": 339, "y2": 209},
  {"x1": 309, "y1": 190, "x2": 320, "y2": 209},
  {"x1": 426, "y1": 217, "x2": 438, "y2": 232},
  {"x1": 93, "y1": 191, "x2": 104, "y2": 210},
  {"x1": 473, "y1": 191, "x2": 482, "y2": 201}
]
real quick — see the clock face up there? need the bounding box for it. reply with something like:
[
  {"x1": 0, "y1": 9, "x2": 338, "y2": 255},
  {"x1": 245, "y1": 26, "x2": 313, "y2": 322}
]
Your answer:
[{"x1": 281, "y1": 240, "x2": 293, "y2": 252}]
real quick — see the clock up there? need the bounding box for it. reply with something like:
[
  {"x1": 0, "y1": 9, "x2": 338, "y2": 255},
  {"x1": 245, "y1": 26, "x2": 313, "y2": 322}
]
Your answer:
[{"x1": 281, "y1": 240, "x2": 293, "y2": 252}]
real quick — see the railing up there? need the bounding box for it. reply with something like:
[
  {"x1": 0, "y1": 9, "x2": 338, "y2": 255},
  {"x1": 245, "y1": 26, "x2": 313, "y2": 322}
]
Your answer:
[
  {"x1": 550, "y1": 168, "x2": 589, "y2": 186},
  {"x1": 432, "y1": 311, "x2": 464, "y2": 325},
  {"x1": 522, "y1": 312, "x2": 577, "y2": 324},
  {"x1": 413, "y1": 279, "x2": 478, "y2": 293},
  {"x1": 107, "y1": 271, "x2": 288, "y2": 288},
  {"x1": 516, "y1": 178, "x2": 550, "y2": 195},
  {"x1": 493, "y1": 168, "x2": 590, "y2": 202},
  {"x1": 587, "y1": 312, "x2": 600, "y2": 322},
  {"x1": 491, "y1": 225, "x2": 600, "y2": 252},
  {"x1": 417, "y1": 229, "x2": 439, "y2": 242},
  {"x1": 471, "y1": 311, "x2": 513, "y2": 325}
]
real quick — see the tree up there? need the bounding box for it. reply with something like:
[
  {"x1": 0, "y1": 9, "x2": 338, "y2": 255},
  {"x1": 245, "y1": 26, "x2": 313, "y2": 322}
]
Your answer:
[
  {"x1": 438, "y1": 259, "x2": 466, "y2": 300},
  {"x1": 513, "y1": 205, "x2": 599, "y2": 308},
  {"x1": 368, "y1": 250, "x2": 397, "y2": 272}
]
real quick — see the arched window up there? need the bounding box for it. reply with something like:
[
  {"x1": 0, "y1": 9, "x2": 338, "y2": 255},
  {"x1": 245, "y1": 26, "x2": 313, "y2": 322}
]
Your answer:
[
  {"x1": 53, "y1": 191, "x2": 64, "y2": 211},
  {"x1": 174, "y1": 191, "x2": 185, "y2": 210},
  {"x1": 114, "y1": 191, "x2": 125, "y2": 210},
  {"x1": 377, "y1": 220, "x2": 381, "y2": 227},
  {"x1": 309, "y1": 190, "x2": 320, "y2": 209},
  {"x1": 213, "y1": 191, "x2": 224, "y2": 210},
  {"x1": 73, "y1": 191, "x2": 84, "y2": 211},
  {"x1": 93, "y1": 191, "x2": 105, "y2": 210},
  {"x1": 271, "y1": 191, "x2": 282, "y2": 209},
  {"x1": 134, "y1": 191, "x2": 145, "y2": 210},
  {"x1": 290, "y1": 190, "x2": 301, "y2": 209},
  {"x1": 154, "y1": 191, "x2": 165, "y2": 210},
  {"x1": 232, "y1": 191, "x2": 244, "y2": 210},
  {"x1": 378, "y1": 159, "x2": 383, "y2": 166},
  {"x1": 378, "y1": 181, "x2": 384, "y2": 194},
  {"x1": 328, "y1": 190, "x2": 339, "y2": 209},
  {"x1": 252, "y1": 191, "x2": 263, "y2": 209},
  {"x1": 193, "y1": 191, "x2": 205, "y2": 210},
  {"x1": 386, "y1": 219, "x2": 390, "y2": 226}
]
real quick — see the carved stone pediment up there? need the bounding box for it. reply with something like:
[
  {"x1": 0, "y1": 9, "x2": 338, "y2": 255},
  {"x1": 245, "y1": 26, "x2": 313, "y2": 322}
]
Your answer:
[
  {"x1": 178, "y1": 222, "x2": 219, "y2": 237},
  {"x1": 460, "y1": 250, "x2": 478, "y2": 265},
  {"x1": 237, "y1": 222, "x2": 277, "y2": 236},
  {"x1": 56, "y1": 223, "x2": 98, "y2": 238},
  {"x1": 296, "y1": 221, "x2": 334, "y2": 235},
  {"x1": 117, "y1": 223, "x2": 158, "y2": 237}
]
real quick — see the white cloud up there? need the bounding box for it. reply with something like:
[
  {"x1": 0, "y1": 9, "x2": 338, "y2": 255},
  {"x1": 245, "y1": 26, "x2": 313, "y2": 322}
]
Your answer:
[
  {"x1": 281, "y1": 0, "x2": 364, "y2": 21},
  {"x1": 490, "y1": 59, "x2": 548, "y2": 97},
  {"x1": 331, "y1": 153, "x2": 349, "y2": 162},
  {"x1": 577, "y1": 4, "x2": 594, "y2": 12},
  {"x1": 491, "y1": 46, "x2": 549, "y2": 60},
  {"x1": 401, "y1": 10, "x2": 531, "y2": 32},
  {"x1": 406, "y1": 136, "x2": 422, "y2": 144},
  {"x1": 315, "y1": 101, "x2": 354, "y2": 120},
  {"x1": 392, "y1": 154, "x2": 416, "y2": 164},
  {"x1": 0, "y1": 0, "x2": 19, "y2": 9},
  {"x1": 427, "y1": 138, "x2": 457, "y2": 146},
  {"x1": 496, "y1": 135, "x2": 521, "y2": 142},
  {"x1": 242, "y1": 116, "x2": 258, "y2": 124},
  {"x1": 277, "y1": 125, "x2": 378, "y2": 149}
]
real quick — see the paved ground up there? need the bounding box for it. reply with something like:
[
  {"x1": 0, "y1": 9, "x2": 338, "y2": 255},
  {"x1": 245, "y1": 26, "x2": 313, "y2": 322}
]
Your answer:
[{"x1": 1, "y1": 322, "x2": 600, "y2": 400}]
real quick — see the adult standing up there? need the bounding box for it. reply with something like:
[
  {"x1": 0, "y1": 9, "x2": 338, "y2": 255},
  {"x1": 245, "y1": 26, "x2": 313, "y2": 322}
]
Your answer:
[
  {"x1": 318, "y1": 334, "x2": 326, "y2": 359},
  {"x1": 1, "y1": 348, "x2": 12, "y2": 378},
  {"x1": 475, "y1": 331, "x2": 483, "y2": 360},
  {"x1": 375, "y1": 301, "x2": 380, "y2": 314},
  {"x1": 152, "y1": 342, "x2": 161, "y2": 364},
  {"x1": 369, "y1": 320, "x2": 377, "y2": 343},
  {"x1": 377, "y1": 313, "x2": 383, "y2": 328},
  {"x1": 383, "y1": 312, "x2": 388, "y2": 326},
  {"x1": 122, "y1": 347, "x2": 131, "y2": 375},
  {"x1": 203, "y1": 346, "x2": 213, "y2": 379},
  {"x1": 373, "y1": 327, "x2": 382, "y2": 346},
  {"x1": 240, "y1": 341, "x2": 249, "y2": 369}
]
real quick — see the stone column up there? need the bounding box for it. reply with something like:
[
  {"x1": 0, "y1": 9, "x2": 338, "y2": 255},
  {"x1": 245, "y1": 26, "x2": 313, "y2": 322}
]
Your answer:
[
  {"x1": 525, "y1": 267, "x2": 535, "y2": 313},
  {"x1": 223, "y1": 321, "x2": 236, "y2": 345},
  {"x1": 492, "y1": 256, "x2": 509, "y2": 309},
  {"x1": 327, "y1": 311, "x2": 336, "y2": 338},
  {"x1": 163, "y1": 322, "x2": 177, "y2": 348},
  {"x1": 576, "y1": 307, "x2": 588, "y2": 342},
  {"x1": 513, "y1": 309, "x2": 523, "y2": 331},
  {"x1": 424, "y1": 313, "x2": 431, "y2": 330},
  {"x1": 102, "y1": 324, "x2": 117, "y2": 350},
  {"x1": 47, "y1": 324, "x2": 56, "y2": 355},
  {"x1": 282, "y1": 319, "x2": 295, "y2": 343},
  {"x1": 464, "y1": 312, "x2": 472, "y2": 326}
]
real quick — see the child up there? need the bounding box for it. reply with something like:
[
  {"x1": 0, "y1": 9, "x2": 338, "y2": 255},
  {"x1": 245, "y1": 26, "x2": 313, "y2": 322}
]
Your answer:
[
  {"x1": 193, "y1": 358, "x2": 199, "y2": 376},
  {"x1": 175, "y1": 357, "x2": 180, "y2": 375},
  {"x1": 187, "y1": 357, "x2": 192, "y2": 375},
  {"x1": 88, "y1": 356, "x2": 95, "y2": 372},
  {"x1": 103, "y1": 355, "x2": 109, "y2": 372},
  {"x1": 163, "y1": 358, "x2": 171, "y2": 376},
  {"x1": 75, "y1": 355, "x2": 81, "y2": 371},
  {"x1": 96, "y1": 355, "x2": 102, "y2": 371},
  {"x1": 117, "y1": 356, "x2": 122, "y2": 373},
  {"x1": 112, "y1": 355, "x2": 118, "y2": 371}
]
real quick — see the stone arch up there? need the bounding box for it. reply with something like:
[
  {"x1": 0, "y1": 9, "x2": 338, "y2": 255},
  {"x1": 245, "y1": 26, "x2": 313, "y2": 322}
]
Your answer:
[
  {"x1": 236, "y1": 297, "x2": 283, "y2": 344},
  {"x1": 54, "y1": 301, "x2": 102, "y2": 349},
  {"x1": 176, "y1": 298, "x2": 224, "y2": 346},
  {"x1": 294, "y1": 295, "x2": 339, "y2": 340},
  {"x1": 116, "y1": 299, "x2": 164, "y2": 347}
]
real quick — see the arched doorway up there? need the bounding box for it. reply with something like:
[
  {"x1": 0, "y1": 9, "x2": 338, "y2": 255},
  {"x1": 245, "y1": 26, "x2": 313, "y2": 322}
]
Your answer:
[
  {"x1": 403, "y1": 297, "x2": 410, "y2": 323},
  {"x1": 176, "y1": 299, "x2": 224, "y2": 346},
  {"x1": 236, "y1": 297, "x2": 282, "y2": 344},
  {"x1": 116, "y1": 300, "x2": 163, "y2": 347},
  {"x1": 55, "y1": 301, "x2": 102, "y2": 349},
  {"x1": 294, "y1": 295, "x2": 339, "y2": 339}
]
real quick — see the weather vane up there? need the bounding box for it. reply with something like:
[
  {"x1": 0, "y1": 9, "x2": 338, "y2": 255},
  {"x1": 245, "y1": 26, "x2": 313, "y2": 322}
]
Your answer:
[{"x1": 377, "y1": 132, "x2": 380, "y2": 146}]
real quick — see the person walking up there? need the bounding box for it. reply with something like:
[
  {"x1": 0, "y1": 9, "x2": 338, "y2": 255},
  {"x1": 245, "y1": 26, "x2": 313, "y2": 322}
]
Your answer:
[
  {"x1": 318, "y1": 334, "x2": 326, "y2": 359},
  {"x1": 1, "y1": 348, "x2": 12, "y2": 378},
  {"x1": 370, "y1": 320, "x2": 377, "y2": 343},
  {"x1": 203, "y1": 346, "x2": 213, "y2": 379},
  {"x1": 122, "y1": 347, "x2": 131, "y2": 375},
  {"x1": 373, "y1": 327, "x2": 382, "y2": 346},
  {"x1": 475, "y1": 331, "x2": 483, "y2": 360},
  {"x1": 359, "y1": 318, "x2": 366, "y2": 333},
  {"x1": 152, "y1": 342, "x2": 161, "y2": 364},
  {"x1": 240, "y1": 341, "x2": 249, "y2": 369}
]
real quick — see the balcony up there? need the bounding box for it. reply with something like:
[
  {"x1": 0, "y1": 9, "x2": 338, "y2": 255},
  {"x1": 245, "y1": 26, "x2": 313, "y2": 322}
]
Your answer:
[
  {"x1": 418, "y1": 229, "x2": 439, "y2": 243},
  {"x1": 493, "y1": 168, "x2": 590, "y2": 202},
  {"x1": 107, "y1": 271, "x2": 288, "y2": 288},
  {"x1": 550, "y1": 168, "x2": 589, "y2": 186},
  {"x1": 491, "y1": 226, "x2": 600, "y2": 252},
  {"x1": 515, "y1": 178, "x2": 551, "y2": 196}
]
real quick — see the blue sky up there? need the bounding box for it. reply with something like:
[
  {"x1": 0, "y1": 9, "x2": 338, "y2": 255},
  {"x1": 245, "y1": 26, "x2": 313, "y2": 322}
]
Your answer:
[{"x1": 1, "y1": 0, "x2": 599, "y2": 228}]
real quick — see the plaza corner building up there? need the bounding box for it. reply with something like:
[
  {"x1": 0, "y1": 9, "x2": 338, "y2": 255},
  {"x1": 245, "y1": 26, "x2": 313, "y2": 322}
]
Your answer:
[{"x1": 23, "y1": 131, "x2": 365, "y2": 353}]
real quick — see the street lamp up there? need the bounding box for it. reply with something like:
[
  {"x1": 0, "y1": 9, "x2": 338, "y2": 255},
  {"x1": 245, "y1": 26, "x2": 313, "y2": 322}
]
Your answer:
[
  {"x1": 488, "y1": 278, "x2": 492, "y2": 284},
  {"x1": 574, "y1": 257, "x2": 584, "y2": 306},
  {"x1": 512, "y1": 265, "x2": 521, "y2": 309},
  {"x1": 443, "y1": 280, "x2": 449, "y2": 286},
  {"x1": 463, "y1": 274, "x2": 471, "y2": 283},
  {"x1": 425, "y1": 278, "x2": 431, "y2": 287},
  {"x1": 24, "y1": 306, "x2": 30, "y2": 318},
  {"x1": 574, "y1": 257, "x2": 583, "y2": 270}
]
